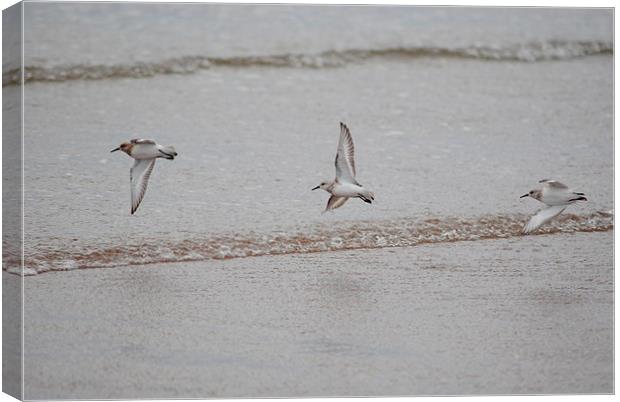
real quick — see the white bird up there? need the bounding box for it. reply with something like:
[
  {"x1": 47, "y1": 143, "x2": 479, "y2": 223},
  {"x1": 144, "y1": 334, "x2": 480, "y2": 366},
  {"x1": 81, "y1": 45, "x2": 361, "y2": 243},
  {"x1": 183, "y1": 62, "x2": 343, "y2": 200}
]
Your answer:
[
  {"x1": 111, "y1": 139, "x2": 178, "y2": 214},
  {"x1": 520, "y1": 179, "x2": 587, "y2": 234},
  {"x1": 312, "y1": 122, "x2": 375, "y2": 212}
]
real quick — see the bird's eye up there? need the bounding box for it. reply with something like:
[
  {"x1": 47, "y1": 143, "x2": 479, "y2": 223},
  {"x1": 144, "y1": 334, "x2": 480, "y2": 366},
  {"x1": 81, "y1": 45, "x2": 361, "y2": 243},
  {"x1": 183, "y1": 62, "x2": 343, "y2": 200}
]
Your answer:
[{"x1": 529, "y1": 191, "x2": 534, "y2": 195}]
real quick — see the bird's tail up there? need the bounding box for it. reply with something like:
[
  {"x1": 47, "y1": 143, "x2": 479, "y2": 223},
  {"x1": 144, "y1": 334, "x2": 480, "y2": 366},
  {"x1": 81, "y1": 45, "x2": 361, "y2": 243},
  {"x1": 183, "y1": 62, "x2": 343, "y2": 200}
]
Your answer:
[
  {"x1": 359, "y1": 189, "x2": 375, "y2": 204},
  {"x1": 160, "y1": 145, "x2": 178, "y2": 159},
  {"x1": 571, "y1": 192, "x2": 587, "y2": 202}
]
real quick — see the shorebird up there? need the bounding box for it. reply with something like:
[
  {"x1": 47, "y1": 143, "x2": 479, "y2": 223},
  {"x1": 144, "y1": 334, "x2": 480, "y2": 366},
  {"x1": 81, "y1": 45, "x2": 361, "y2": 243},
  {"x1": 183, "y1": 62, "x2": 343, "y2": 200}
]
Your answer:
[
  {"x1": 111, "y1": 139, "x2": 178, "y2": 214},
  {"x1": 312, "y1": 122, "x2": 375, "y2": 212},
  {"x1": 520, "y1": 179, "x2": 587, "y2": 234}
]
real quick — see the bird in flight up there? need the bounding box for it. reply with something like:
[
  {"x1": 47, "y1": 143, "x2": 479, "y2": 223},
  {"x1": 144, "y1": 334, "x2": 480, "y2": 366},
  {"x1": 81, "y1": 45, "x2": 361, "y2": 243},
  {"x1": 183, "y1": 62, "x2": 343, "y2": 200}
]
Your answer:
[
  {"x1": 111, "y1": 138, "x2": 177, "y2": 215},
  {"x1": 312, "y1": 122, "x2": 375, "y2": 212},
  {"x1": 520, "y1": 179, "x2": 587, "y2": 234}
]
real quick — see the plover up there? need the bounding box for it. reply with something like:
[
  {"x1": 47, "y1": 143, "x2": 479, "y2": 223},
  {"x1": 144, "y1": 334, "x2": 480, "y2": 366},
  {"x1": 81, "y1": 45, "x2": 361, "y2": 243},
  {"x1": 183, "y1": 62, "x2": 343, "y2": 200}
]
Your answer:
[
  {"x1": 520, "y1": 179, "x2": 587, "y2": 234},
  {"x1": 111, "y1": 139, "x2": 178, "y2": 214},
  {"x1": 312, "y1": 122, "x2": 375, "y2": 212}
]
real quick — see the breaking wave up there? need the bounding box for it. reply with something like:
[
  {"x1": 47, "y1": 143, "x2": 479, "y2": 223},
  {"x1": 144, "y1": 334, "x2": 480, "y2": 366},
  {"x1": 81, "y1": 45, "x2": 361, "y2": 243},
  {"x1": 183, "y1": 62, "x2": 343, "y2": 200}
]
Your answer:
[
  {"x1": 3, "y1": 211, "x2": 613, "y2": 275},
  {"x1": 3, "y1": 40, "x2": 612, "y2": 86}
]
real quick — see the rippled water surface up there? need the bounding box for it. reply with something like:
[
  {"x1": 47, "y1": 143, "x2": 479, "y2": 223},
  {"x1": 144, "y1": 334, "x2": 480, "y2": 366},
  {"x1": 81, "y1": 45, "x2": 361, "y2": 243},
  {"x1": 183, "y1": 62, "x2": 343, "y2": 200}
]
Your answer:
[
  {"x1": 6, "y1": 3, "x2": 614, "y2": 399},
  {"x1": 2, "y1": 4, "x2": 613, "y2": 274}
]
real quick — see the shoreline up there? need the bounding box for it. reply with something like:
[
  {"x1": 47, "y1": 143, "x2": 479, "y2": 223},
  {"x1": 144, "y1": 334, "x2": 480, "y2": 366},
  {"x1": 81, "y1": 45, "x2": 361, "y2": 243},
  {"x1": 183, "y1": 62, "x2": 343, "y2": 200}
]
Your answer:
[
  {"x1": 22, "y1": 231, "x2": 613, "y2": 398},
  {"x1": 8, "y1": 211, "x2": 614, "y2": 276}
]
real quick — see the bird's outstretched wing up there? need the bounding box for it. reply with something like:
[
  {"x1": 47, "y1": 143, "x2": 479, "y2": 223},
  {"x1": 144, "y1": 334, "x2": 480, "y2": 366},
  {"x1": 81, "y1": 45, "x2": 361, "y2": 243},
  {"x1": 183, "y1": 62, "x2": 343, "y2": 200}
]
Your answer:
[
  {"x1": 130, "y1": 159, "x2": 156, "y2": 214},
  {"x1": 324, "y1": 195, "x2": 349, "y2": 212},
  {"x1": 334, "y1": 122, "x2": 357, "y2": 184},
  {"x1": 523, "y1": 205, "x2": 566, "y2": 234}
]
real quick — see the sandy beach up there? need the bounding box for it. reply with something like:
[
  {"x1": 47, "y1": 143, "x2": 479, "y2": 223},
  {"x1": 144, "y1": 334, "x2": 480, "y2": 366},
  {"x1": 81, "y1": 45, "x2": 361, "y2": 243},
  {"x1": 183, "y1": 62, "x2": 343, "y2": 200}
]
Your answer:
[
  {"x1": 3, "y1": 4, "x2": 613, "y2": 398},
  {"x1": 23, "y1": 231, "x2": 612, "y2": 398}
]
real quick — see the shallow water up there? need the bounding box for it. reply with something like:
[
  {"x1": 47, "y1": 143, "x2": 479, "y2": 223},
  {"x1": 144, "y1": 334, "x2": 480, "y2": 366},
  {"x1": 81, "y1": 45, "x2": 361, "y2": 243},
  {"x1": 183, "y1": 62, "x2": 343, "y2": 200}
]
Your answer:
[
  {"x1": 6, "y1": 4, "x2": 613, "y2": 398},
  {"x1": 7, "y1": 54, "x2": 612, "y2": 273},
  {"x1": 6, "y1": 5, "x2": 613, "y2": 72},
  {"x1": 3, "y1": 5, "x2": 614, "y2": 274},
  {"x1": 23, "y1": 231, "x2": 613, "y2": 398}
]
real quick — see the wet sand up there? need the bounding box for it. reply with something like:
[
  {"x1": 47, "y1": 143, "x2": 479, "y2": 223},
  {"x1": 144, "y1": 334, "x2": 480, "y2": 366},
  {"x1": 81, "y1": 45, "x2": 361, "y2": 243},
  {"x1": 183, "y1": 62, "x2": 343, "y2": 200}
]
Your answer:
[
  {"x1": 7, "y1": 5, "x2": 612, "y2": 399},
  {"x1": 23, "y1": 231, "x2": 612, "y2": 399}
]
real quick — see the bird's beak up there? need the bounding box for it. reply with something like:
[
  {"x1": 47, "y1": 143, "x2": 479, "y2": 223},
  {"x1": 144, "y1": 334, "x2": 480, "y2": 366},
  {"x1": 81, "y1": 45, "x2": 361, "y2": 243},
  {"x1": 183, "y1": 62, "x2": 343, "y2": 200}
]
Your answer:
[
  {"x1": 312, "y1": 185, "x2": 320, "y2": 191},
  {"x1": 110, "y1": 147, "x2": 120, "y2": 153},
  {"x1": 520, "y1": 193, "x2": 529, "y2": 198}
]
